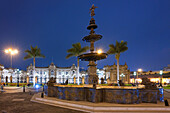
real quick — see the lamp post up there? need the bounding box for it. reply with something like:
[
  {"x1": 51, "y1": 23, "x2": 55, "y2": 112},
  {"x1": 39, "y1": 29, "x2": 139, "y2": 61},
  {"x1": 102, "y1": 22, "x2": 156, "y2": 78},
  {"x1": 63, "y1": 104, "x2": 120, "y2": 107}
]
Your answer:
[
  {"x1": 160, "y1": 70, "x2": 163, "y2": 87},
  {"x1": 5, "y1": 48, "x2": 18, "y2": 68},
  {"x1": 136, "y1": 68, "x2": 142, "y2": 85},
  {"x1": 137, "y1": 68, "x2": 142, "y2": 79},
  {"x1": 16, "y1": 69, "x2": 21, "y2": 87},
  {"x1": 133, "y1": 71, "x2": 136, "y2": 84}
]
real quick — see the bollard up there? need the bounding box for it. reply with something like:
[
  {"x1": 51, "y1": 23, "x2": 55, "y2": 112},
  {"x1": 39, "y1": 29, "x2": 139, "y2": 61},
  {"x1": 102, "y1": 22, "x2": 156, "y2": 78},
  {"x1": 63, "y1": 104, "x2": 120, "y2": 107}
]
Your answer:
[
  {"x1": 41, "y1": 92, "x2": 44, "y2": 98},
  {"x1": 23, "y1": 85, "x2": 25, "y2": 92},
  {"x1": 1, "y1": 85, "x2": 3, "y2": 90},
  {"x1": 164, "y1": 99, "x2": 169, "y2": 106}
]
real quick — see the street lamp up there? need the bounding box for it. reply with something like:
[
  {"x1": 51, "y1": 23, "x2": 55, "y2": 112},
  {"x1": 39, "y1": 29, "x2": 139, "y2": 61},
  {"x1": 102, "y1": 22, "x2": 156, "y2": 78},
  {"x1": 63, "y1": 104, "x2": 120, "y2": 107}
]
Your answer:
[
  {"x1": 160, "y1": 70, "x2": 163, "y2": 87},
  {"x1": 120, "y1": 73, "x2": 125, "y2": 81},
  {"x1": 133, "y1": 71, "x2": 136, "y2": 84},
  {"x1": 137, "y1": 68, "x2": 143, "y2": 72},
  {"x1": 4, "y1": 48, "x2": 18, "y2": 68},
  {"x1": 136, "y1": 68, "x2": 142, "y2": 85}
]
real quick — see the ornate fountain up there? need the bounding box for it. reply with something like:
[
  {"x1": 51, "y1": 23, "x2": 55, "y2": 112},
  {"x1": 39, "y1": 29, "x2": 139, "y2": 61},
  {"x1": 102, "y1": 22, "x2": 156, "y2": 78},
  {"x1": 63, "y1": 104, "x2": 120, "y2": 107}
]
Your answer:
[
  {"x1": 78, "y1": 4, "x2": 107, "y2": 85},
  {"x1": 44, "y1": 4, "x2": 164, "y2": 104}
]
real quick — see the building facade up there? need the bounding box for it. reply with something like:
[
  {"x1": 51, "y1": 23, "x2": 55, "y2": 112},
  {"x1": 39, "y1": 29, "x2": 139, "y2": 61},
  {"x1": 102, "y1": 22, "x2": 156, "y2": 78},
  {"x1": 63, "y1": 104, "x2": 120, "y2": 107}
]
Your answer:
[
  {"x1": 104, "y1": 62, "x2": 130, "y2": 84},
  {"x1": 0, "y1": 62, "x2": 131, "y2": 84},
  {"x1": 0, "y1": 64, "x2": 27, "y2": 83},
  {"x1": 26, "y1": 63, "x2": 81, "y2": 84},
  {"x1": 164, "y1": 64, "x2": 170, "y2": 71},
  {"x1": 130, "y1": 70, "x2": 170, "y2": 84}
]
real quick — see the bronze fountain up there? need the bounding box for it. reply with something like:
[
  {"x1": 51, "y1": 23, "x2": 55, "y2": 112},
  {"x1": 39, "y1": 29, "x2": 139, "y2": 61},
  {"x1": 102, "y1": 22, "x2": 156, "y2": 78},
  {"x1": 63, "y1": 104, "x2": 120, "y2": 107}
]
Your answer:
[{"x1": 78, "y1": 4, "x2": 107, "y2": 85}]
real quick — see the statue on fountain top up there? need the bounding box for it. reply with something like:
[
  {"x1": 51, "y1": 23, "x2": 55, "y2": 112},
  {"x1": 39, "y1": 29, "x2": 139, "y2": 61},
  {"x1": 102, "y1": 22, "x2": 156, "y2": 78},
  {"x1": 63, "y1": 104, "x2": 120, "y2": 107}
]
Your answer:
[{"x1": 90, "y1": 4, "x2": 98, "y2": 17}]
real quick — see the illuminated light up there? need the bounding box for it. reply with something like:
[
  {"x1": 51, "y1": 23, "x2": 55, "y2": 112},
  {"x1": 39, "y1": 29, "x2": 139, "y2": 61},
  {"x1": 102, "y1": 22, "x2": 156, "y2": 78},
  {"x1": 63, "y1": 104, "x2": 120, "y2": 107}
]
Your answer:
[
  {"x1": 5, "y1": 48, "x2": 18, "y2": 55},
  {"x1": 14, "y1": 49, "x2": 18, "y2": 54},
  {"x1": 120, "y1": 73, "x2": 125, "y2": 77},
  {"x1": 160, "y1": 70, "x2": 163, "y2": 75},
  {"x1": 35, "y1": 84, "x2": 40, "y2": 89},
  {"x1": 97, "y1": 49, "x2": 102, "y2": 54},
  {"x1": 8, "y1": 48, "x2": 12, "y2": 52},
  {"x1": 133, "y1": 71, "x2": 136, "y2": 76},
  {"x1": 5, "y1": 49, "x2": 9, "y2": 53},
  {"x1": 138, "y1": 68, "x2": 142, "y2": 72},
  {"x1": 11, "y1": 51, "x2": 15, "y2": 55}
]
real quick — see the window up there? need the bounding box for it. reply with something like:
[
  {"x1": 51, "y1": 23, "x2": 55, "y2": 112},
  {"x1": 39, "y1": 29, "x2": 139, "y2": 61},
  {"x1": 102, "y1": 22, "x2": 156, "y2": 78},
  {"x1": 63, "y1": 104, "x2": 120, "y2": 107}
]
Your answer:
[
  {"x1": 40, "y1": 70, "x2": 42, "y2": 74},
  {"x1": 59, "y1": 71, "x2": 61, "y2": 75},
  {"x1": 62, "y1": 72, "x2": 64, "y2": 75},
  {"x1": 66, "y1": 71, "x2": 68, "y2": 75},
  {"x1": 30, "y1": 71, "x2": 33, "y2": 75},
  {"x1": 51, "y1": 70, "x2": 54, "y2": 75}
]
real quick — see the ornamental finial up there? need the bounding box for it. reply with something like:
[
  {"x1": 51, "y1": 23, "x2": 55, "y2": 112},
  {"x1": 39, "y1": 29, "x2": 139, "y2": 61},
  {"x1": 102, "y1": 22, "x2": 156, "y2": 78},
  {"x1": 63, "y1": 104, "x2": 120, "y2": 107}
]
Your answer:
[{"x1": 90, "y1": 4, "x2": 98, "y2": 17}]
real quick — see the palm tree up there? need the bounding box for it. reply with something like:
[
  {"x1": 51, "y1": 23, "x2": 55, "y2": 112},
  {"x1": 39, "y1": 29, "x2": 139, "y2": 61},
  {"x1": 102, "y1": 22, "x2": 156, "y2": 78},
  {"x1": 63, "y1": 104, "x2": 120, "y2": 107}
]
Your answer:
[
  {"x1": 24, "y1": 45, "x2": 45, "y2": 86},
  {"x1": 66, "y1": 42, "x2": 89, "y2": 85},
  {"x1": 107, "y1": 40, "x2": 128, "y2": 84}
]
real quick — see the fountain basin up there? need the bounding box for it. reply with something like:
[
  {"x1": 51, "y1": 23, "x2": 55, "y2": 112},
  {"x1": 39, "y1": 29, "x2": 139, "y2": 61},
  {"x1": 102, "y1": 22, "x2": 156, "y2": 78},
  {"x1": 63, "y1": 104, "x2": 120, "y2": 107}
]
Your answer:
[
  {"x1": 79, "y1": 53, "x2": 107, "y2": 61},
  {"x1": 82, "y1": 34, "x2": 102, "y2": 42},
  {"x1": 44, "y1": 85, "x2": 163, "y2": 104}
]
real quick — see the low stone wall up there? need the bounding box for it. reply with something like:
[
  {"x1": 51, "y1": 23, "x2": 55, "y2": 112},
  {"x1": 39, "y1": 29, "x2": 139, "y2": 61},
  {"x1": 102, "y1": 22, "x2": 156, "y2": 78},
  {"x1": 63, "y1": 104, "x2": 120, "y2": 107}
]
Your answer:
[{"x1": 44, "y1": 85, "x2": 163, "y2": 104}]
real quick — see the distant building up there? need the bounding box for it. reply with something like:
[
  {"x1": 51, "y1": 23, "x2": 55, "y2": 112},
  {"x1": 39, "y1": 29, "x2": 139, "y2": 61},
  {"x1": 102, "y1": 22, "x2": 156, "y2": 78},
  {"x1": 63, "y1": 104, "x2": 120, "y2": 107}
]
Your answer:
[
  {"x1": 0, "y1": 62, "x2": 130, "y2": 84},
  {"x1": 130, "y1": 70, "x2": 170, "y2": 84},
  {"x1": 164, "y1": 64, "x2": 170, "y2": 71},
  {"x1": 26, "y1": 63, "x2": 107, "y2": 84},
  {"x1": 104, "y1": 62, "x2": 130, "y2": 84},
  {"x1": 27, "y1": 63, "x2": 80, "y2": 84},
  {"x1": 0, "y1": 64, "x2": 27, "y2": 83}
]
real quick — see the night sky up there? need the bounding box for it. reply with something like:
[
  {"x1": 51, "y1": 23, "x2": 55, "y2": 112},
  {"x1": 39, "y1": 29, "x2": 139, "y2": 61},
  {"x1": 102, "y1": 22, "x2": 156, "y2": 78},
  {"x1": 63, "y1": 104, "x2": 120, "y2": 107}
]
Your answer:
[{"x1": 0, "y1": 0, "x2": 169, "y2": 71}]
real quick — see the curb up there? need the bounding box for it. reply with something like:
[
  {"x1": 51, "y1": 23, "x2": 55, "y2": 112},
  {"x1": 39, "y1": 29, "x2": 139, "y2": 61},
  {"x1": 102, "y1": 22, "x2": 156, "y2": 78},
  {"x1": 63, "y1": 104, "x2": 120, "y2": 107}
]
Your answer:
[{"x1": 31, "y1": 93, "x2": 170, "y2": 113}]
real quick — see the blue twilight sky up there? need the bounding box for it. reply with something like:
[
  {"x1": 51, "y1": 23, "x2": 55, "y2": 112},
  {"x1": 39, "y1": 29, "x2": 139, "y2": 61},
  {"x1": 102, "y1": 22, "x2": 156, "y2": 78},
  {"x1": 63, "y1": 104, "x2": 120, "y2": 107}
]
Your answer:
[{"x1": 0, "y1": 0, "x2": 169, "y2": 71}]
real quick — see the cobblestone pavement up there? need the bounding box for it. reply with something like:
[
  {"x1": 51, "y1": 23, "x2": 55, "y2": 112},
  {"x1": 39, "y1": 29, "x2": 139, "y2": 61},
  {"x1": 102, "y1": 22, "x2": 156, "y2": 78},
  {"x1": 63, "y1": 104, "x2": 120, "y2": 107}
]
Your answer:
[
  {"x1": 0, "y1": 91, "x2": 83, "y2": 113},
  {"x1": 164, "y1": 89, "x2": 170, "y2": 99}
]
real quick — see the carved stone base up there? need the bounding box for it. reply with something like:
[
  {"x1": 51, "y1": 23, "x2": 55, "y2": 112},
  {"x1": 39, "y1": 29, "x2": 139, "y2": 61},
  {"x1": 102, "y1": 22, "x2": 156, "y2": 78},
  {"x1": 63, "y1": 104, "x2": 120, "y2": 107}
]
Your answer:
[
  {"x1": 85, "y1": 61, "x2": 98, "y2": 85},
  {"x1": 85, "y1": 75, "x2": 98, "y2": 85}
]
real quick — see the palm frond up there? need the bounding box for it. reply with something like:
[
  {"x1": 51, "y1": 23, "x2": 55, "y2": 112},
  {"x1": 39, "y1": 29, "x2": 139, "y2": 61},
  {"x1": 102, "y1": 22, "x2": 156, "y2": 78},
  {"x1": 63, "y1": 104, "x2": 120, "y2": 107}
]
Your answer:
[
  {"x1": 25, "y1": 50, "x2": 34, "y2": 57},
  {"x1": 66, "y1": 43, "x2": 89, "y2": 59},
  {"x1": 66, "y1": 53, "x2": 74, "y2": 59},
  {"x1": 24, "y1": 55, "x2": 32, "y2": 60},
  {"x1": 79, "y1": 46, "x2": 89, "y2": 54},
  {"x1": 24, "y1": 45, "x2": 45, "y2": 60},
  {"x1": 107, "y1": 40, "x2": 128, "y2": 55},
  {"x1": 67, "y1": 48, "x2": 76, "y2": 53}
]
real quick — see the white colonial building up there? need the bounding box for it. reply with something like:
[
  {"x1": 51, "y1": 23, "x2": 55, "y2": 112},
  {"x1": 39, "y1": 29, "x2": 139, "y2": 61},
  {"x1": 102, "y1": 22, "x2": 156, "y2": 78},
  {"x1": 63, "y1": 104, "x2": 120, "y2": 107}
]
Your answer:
[
  {"x1": 1, "y1": 62, "x2": 132, "y2": 84},
  {"x1": 0, "y1": 64, "x2": 27, "y2": 83},
  {"x1": 26, "y1": 62, "x2": 85, "y2": 84}
]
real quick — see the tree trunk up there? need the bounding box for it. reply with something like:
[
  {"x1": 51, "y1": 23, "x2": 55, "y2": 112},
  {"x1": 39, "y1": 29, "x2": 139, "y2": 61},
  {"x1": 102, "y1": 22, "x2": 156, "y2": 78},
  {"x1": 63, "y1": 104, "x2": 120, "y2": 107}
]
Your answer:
[
  {"x1": 77, "y1": 58, "x2": 80, "y2": 85},
  {"x1": 117, "y1": 58, "x2": 119, "y2": 84},
  {"x1": 116, "y1": 53, "x2": 120, "y2": 85},
  {"x1": 33, "y1": 57, "x2": 35, "y2": 86}
]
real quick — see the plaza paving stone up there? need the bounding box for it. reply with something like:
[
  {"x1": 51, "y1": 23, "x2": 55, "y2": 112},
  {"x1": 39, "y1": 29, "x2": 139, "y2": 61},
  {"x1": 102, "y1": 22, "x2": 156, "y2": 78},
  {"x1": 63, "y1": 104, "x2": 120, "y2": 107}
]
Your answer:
[
  {"x1": 0, "y1": 91, "x2": 83, "y2": 113},
  {"x1": 1, "y1": 87, "x2": 170, "y2": 113}
]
